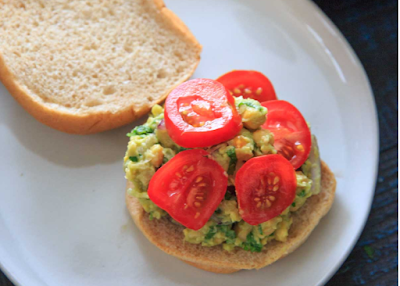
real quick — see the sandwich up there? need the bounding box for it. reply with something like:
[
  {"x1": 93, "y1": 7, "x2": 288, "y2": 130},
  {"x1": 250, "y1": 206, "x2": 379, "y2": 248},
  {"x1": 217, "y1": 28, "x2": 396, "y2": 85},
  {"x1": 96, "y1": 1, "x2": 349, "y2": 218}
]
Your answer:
[{"x1": 124, "y1": 70, "x2": 336, "y2": 273}]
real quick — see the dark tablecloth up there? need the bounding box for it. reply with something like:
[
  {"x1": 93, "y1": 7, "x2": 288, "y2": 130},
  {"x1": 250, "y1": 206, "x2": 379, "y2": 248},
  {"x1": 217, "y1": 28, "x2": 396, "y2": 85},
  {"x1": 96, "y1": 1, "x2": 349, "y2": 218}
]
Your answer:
[
  {"x1": 314, "y1": 0, "x2": 398, "y2": 285},
  {"x1": 0, "y1": 0, "x2": 397, "y2": 285}
]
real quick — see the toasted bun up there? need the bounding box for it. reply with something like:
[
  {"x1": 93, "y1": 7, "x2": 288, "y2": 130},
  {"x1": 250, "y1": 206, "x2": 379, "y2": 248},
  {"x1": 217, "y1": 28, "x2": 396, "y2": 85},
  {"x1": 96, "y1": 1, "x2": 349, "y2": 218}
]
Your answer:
[
  {"x1": 0, "y1": 0, "x2": 201, "y2": 134},
  {"x1": 126, "y1": 161, "x2": 336, "y2": 273}
]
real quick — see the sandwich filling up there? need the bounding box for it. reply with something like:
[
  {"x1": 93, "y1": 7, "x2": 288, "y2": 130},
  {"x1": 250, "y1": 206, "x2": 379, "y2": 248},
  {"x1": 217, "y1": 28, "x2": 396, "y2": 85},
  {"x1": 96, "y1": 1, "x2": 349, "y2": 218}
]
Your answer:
[{"x1": 124, "y1": 97, "x2": 321, "y2": 252}]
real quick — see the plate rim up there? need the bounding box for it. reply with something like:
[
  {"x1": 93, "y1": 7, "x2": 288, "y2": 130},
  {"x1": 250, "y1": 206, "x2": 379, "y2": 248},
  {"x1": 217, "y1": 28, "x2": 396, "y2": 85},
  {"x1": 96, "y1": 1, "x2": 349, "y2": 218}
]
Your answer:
[{"x1": 304, "y1": 1, "x2": 379, "y2": 285}]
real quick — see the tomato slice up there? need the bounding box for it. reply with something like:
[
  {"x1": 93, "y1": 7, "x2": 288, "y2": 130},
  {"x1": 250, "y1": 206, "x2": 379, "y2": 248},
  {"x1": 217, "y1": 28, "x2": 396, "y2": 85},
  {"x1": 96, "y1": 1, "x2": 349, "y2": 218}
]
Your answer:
[
  {"x1": 147, "y1": 149, "x2": 228, "y2": 230},
  {"x1": 164, "y1": 79, "x2": 242, "y2": 148},
  {"x1": 216, "y1": 70, "x2": 277, "y2": 102},
  {"x1": 235, "y1": 154, "x2": 296, "y2": 225},
  {"x1": 261, "y1": 100, "x2": 311, "y2": 169}
]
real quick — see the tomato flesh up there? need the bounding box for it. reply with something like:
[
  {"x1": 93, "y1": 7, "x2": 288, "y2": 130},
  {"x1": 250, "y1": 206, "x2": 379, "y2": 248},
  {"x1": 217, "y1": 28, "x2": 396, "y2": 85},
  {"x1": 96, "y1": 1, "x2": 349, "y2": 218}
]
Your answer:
[
  {"x1": 235, "y1": 154, "x2": 297, "y2": 225},
  {"x1": 147, "y1": 149, "x2": 228, "y2": 230},
  {"x1": 216, "y1": 70, "x2": 277, "y2": 102},
  {"x1": 261, "y1": 100, "x2": 311, "y2": 169},
  {"x1": 164, "y1": 79, "x2": 242, "y2": 148}
]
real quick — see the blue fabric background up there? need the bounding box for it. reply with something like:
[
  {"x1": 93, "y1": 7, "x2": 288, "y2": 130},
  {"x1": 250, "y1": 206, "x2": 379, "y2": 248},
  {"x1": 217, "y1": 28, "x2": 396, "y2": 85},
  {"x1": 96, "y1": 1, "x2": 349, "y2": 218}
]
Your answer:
[{"x1": 0, "y1": 0, "x2": 397, "y2": 285}]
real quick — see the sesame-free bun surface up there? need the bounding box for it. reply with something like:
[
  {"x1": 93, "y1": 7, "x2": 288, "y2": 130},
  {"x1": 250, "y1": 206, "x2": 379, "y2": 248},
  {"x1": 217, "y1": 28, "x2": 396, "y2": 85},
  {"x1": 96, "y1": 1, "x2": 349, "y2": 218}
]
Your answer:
[
  {"x1": 0, "y1": 0, "x2": 201, "y2": 134},
  {"x1": 126, "y1": 161, "x2": 336, "y2": 273}
]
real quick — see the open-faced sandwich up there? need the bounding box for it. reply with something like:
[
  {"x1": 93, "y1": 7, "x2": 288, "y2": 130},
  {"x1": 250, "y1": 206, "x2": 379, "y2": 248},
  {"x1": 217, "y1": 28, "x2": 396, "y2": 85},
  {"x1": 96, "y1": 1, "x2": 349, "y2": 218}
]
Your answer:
[{"x1": 124, "y1": 70, "x2": 336, "y2": 273}]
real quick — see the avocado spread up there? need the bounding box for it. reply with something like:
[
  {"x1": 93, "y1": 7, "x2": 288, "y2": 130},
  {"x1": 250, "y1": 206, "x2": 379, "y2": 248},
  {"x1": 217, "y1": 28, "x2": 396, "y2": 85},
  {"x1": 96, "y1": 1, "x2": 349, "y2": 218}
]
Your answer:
[{"x1": 124, "y1": 97, "x2": 319, "y2": 252}]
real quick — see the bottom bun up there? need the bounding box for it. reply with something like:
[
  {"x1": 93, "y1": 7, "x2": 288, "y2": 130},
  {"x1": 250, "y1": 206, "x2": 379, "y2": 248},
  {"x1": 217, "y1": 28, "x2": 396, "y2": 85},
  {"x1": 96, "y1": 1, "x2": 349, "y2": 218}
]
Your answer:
[{"x1": 126, "y1": 161, "x2": 336, "y2": 273}]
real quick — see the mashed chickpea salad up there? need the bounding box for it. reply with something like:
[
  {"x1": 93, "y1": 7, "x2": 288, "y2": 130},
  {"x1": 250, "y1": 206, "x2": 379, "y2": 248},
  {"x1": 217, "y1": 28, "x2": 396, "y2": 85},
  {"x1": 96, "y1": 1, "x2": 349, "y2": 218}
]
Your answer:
[{"x1": 124, "y1": 71, "x2": 321, "y2": 253}]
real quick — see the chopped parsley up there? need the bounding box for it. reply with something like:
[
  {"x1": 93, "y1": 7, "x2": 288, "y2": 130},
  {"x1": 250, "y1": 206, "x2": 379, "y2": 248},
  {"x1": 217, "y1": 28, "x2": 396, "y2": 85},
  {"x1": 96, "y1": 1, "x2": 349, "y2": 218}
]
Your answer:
[
  {"x1": 292, "y1": 202, "x2": 296, "y2": 207},
  {"x1": 216, "y1": 225, "x2": 227, "y2": 233},
  {"x1": 242, "y1": 232, "x2": 262, "y2": 253},
  {"x1": 238, "y1": 101, "x2": 266, "y2": 112},
  {"x1": 205, "y1": 226, "x2": 217, "y2": 240},
  {"x1": 238, "y1": 101, "x2": 258, "y2": 109},
  {"x1": 226, "y1": 148, "x2": 237, "y2": 175},
  {"x1": 258, "y1": 225, "x2": 264, "y2": 235},
  {"x1": 149, "y1": 213, "x2": 154, "y2": 220},
  {"x1": 177, "y1": 146, "x2": 190, "y2": 153},
  {"x1": 298, "y1": 190, "x2": 306, "y2": 197},
  {"x1": 221, "y1": 226, "x2": 236, "y2": 244},
  {"x1": 129, "y1": 156, "x2": 139, "y2": 162},
  {"x1": 127, "y1": 125, "x2": 154, "y2": 137},
  {"x1": 205, "y1": 225, "x2": 236, "y2": 244},
  {"x1": 224, "y1": 191, "x2": 234, "y2": 200}
]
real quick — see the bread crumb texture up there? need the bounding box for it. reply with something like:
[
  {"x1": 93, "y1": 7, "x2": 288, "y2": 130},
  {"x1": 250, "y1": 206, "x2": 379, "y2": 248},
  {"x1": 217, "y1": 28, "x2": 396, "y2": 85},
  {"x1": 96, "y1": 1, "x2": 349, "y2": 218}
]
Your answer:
[{"x1": 0, "y1": 0, "x2": 201, "y2": 133}]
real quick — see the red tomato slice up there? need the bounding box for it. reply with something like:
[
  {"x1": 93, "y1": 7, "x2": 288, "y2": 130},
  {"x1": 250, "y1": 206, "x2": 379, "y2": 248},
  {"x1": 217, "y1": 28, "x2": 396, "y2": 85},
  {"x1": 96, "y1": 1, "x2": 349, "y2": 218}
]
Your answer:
[
  {"x1": 235, "y1": 154, "x2": 297, "y2": 225},
  {"x1": 164, "y1": 79, "x2": 242, "y2": 148},
  {"x1": 147, "y1": 149, "x2": 228, "y2": 230},
  {"x1": 261, "y1": 100, "x2": 311, "y2": 169},
  {"x1": 216, "y1": 70, "x2": 277, "y2": 102}
]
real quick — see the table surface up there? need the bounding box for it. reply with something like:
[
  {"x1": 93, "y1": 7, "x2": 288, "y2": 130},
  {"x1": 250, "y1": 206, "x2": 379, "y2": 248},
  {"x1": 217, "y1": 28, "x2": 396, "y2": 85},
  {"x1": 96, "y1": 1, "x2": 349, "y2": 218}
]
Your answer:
[
  {"x1": 315, "y1": 0, "x2": 398, "y2": 285},
  {"x1": 0, "y1": 0, "x2": 397, "y2": 285}
]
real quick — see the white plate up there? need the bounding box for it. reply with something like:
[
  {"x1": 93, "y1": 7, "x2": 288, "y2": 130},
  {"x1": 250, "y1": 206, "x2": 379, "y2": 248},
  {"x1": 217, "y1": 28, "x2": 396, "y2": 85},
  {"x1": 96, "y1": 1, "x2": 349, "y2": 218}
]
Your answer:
[{"x1": 0, "y1": 0, "x2": 379, "y2": 285}]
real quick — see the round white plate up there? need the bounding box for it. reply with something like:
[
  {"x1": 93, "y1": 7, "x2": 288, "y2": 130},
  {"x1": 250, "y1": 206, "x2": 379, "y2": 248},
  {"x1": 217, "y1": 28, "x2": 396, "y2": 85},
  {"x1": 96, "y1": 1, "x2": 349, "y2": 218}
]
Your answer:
[{"x1": 0, "y1": 0, "x2": 379, "y2": 285}]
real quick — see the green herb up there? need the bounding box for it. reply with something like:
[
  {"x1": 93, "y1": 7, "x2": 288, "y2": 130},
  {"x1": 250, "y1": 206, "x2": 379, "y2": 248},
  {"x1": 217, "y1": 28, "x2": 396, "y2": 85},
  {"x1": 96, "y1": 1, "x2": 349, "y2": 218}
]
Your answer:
[
  {"x1": 217, "y1": 225, "x2": 236, "y2": 244},
  {"x1": 205, "y1": 225, "x2": 237, "y2": 243},
  {"x1": 127, "y1": 125, "x2": 154, "y2": 137},
  {"x1": 225, "y1": 229, "x2": 236, "y2": 244},
  {"x1": 227, "y1": 148, "x2": 236, "y2": 160},
  {"x1": 226, "y1": 148, "x2": 237, "y2": 175},
  {"x1": 242, "y1": 232, "x2": 262, "y2": 252},
  {"x1": 177, "y1": 146, "x2": 190, "y2": 153},
  {"x1": 269, "y1": 232, "x2": 275, "y2": 237},
  {"x1": 205, "y1": 226, "x2": 217, "y2": 240},
  {"x1": 258, "y1": 225, "x2": 264, "y2": 235},
  {"x1": 291, "y1": 202, "x2": 296, "y2": 207},
  {"x1": 224, "y1": 191, "x2": 233, "y2": 200},
  {"x1": 364, "y1": 245, "x2": 375, "y2": 259},
  {"x1": 225, "y1": 229, "x2": 236, "y2": 239},
  {"x1": 129, "y1": 156, "x2": 139, "y2": 162},
  {"x1": 215, "y1": 208, "x2": 222, "y2": 214},
  {"x1": 238, "y1": 101, "x2": 258, "y2": 109},
  {"x1": 149, "y1": 213, "x2": 154, "y2": 220},
  {"x1": 298, "y1": 190, "x2": 306, "y2": 197},
  {"x1": 217, "y1": 225, "x2": 227, "y2": 232}
]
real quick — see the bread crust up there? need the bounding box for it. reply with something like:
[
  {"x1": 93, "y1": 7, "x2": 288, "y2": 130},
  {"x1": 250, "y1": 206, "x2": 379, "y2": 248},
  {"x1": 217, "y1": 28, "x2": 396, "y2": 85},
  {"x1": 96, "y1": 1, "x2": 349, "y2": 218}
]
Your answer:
[
  {"x1": 126, "y1": 161, "x2": 336, "y2": 273},
  {"x1": 0, "y1": 0, "x2": 201, "y2": 134}
]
